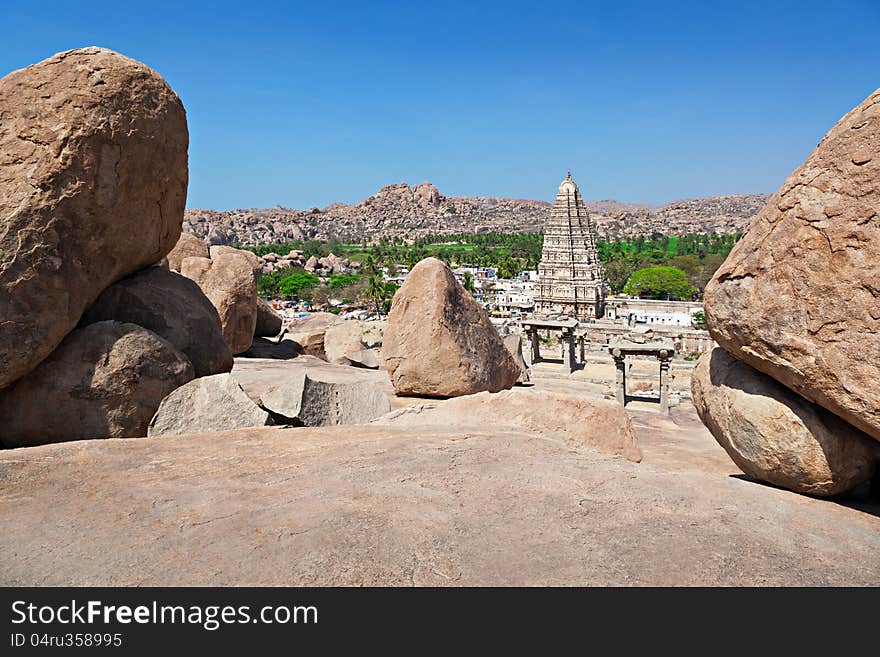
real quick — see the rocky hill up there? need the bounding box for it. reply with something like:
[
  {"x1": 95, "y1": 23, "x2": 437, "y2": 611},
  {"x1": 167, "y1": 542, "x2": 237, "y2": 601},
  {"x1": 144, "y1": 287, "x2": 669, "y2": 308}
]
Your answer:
[{"x1": 184, "y1": 182, "x2": 770, "y2": 246}]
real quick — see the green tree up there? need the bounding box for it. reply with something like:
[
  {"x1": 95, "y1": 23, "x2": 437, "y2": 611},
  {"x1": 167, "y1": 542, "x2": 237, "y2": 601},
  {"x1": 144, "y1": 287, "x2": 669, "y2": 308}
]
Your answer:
[
  {"x1": 366, "y1": 273, "x2": 384, "y2": 316},
  {"x1": 623, "y1": 266, "x2": 695, "y2": 300},
  {"x1": 691, "y1": 310, "x2": 708, "y2": 330},
  {"x1": 462, "y1": 270, "x2": 475, "y2": 293},
  {"x1": 278, "y1": 270, "x2": 320, "y2": 297}
]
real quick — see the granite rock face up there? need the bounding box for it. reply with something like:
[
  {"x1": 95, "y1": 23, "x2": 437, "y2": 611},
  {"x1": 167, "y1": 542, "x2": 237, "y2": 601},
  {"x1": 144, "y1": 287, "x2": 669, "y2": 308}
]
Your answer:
[
  {"x1": 0, "y1": 321, "x2": 194, "y2": 447},
  {"x1": 383, "y1": 257, "x2": 520, "y2": 397},
  {"x1": 148, "y1": 373, "x2": 272, "y2": 437},
  {"x1": 0, "y1": 47, "x2": 188, "y2": 389},
  {"x1": 704, "y1": 89, "x2": 880, "y2": 441},
  {"x1": 323, "y1": 321, "x2": 383, "y2": 368},
  {"x1": 81, "y1": 268, "x2": 233, "y2": 378},
  {"x1": 285, "y1": 312, "x2": 340, "y2": 359},
  {"x1": 691, "y1": 347, "x2": 878, "y2": 496},
  {"x1": 260, "y1": 370, "x2": 390, "y2": 426},
  {"x1": 503, "y1": 334, "x2": 531, "y2": 383}
]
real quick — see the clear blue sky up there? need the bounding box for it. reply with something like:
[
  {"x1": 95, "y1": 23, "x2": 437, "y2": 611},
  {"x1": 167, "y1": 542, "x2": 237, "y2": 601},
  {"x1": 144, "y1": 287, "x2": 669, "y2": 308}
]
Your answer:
[{"x1": 4, "y1": 0, "x2": 879, "y2": 209}]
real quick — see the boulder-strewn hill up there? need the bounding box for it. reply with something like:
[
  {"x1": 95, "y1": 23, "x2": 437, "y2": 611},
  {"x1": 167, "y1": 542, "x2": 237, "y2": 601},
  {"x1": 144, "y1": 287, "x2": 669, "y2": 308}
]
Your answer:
[{"x1": 184, "y1": 182, "x2": 769, "y2": 246}]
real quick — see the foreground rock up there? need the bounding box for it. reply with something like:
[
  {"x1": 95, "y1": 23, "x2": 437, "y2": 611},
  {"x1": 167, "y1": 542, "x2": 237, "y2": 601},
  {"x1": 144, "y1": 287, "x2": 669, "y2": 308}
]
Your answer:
[
  {"x1": 181, "y1": 252, "x2": 259, "y2": 355},
  {"x1": 148, "y1": 373, "x2": 271, "y2": 437},
  {"x1": 260, "y1": 369, "x2": 390, "y2": 426},
  {"x1": 285, "y1": 312, "x2": 340, "y2": 359},
  {"x1": 704, "y1": 88, "x2": 880, "y2": 441},
  {"x1": 0, "y1": 47, "x2": 188, "y2": 389},
  {"x1": 166, "y1": 233, "x2": 209, "y2": 272},
  {"x1": 2, "y1": 424, "x2": 878, "y2": 585},
  {"x1": 692, "y1": 348, "x2": 878, "y2": 496},
  {"x1": 81, "y1": 268, "x2": 233, "y2": 377},
  {"x1": 0, "y1": 321, "x2": 193, "y2": 447},
  {"x1": 383, "y1": 258, "x2": 520, "y2": 396},
  {"x1": 255, "y1": 299, "x2": 283, "y2": 337},
  {"x1": 376, "y1": 388, "x2": 641, "y2": 462},
  {"x1": 323, "y1": 320, "x2": 384, "y2": 368}
]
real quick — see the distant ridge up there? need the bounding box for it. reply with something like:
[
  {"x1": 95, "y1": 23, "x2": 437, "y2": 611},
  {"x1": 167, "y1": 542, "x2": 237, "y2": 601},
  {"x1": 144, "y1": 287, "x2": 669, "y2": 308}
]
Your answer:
[{"x1": 184, "y1": 181, "x2": 769, "y2": 246}]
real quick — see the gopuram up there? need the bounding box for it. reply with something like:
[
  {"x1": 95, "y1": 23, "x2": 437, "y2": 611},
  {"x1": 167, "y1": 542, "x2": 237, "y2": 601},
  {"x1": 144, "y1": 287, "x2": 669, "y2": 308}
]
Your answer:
[{"x1": 534, "y1": 171, "x2": 606, "y2": 319}]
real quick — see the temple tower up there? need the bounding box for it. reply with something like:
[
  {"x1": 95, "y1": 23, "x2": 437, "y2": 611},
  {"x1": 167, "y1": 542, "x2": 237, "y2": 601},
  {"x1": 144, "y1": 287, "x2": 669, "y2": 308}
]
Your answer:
[{"x1": 534, "y1": 172, "x2": 606, "y2": 319}]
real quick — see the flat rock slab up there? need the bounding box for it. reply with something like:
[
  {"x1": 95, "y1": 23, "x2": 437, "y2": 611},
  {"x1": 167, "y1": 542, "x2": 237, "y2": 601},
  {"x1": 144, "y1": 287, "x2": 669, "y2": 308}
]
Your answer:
[{"x1": 1, "y1": 425, "x2": 878, "y2": 586}]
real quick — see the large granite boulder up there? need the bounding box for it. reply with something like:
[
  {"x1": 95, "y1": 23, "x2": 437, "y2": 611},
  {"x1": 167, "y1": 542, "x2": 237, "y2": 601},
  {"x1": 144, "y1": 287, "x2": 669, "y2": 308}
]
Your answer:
[
  {"x1": 166, "y1": 233, "x2": 209, "y2": 272},
  {"x1": 260, "y1": 370, "x2": 390, "y2": 426},
  {"x1": 323, "y1": 320, "x2": 383, "y2": 368},
  {"x1": 80, "y1": 268, "x2": 233, "y2": 378},
  {"x1": 704, "y1": 88, "x2": 880, "y2": 442},
  {"x1": 0, "y1": 47, "x2": 188, "y2": 389},
  {"x1": 692, "y1": 347, "x2": 878, "y2": 496},
  {"x1": 255, "y1": 299, "x2": 283, "y2": 337},
  {"x1": 375, "y1": 388, "x2": 642, "y2": 462},
  {"x1": 0, "y1": 321, "x2": 194, "y2": 447},
  {"x1": 181, "y1": 252, "x2": 259, "y2": 355},
  {"x1": 148, "y1": 373, "x2": 272, "y2": 437},
  {"x1": 383, "y1": 257, "x2": 520, "y2": 397}
]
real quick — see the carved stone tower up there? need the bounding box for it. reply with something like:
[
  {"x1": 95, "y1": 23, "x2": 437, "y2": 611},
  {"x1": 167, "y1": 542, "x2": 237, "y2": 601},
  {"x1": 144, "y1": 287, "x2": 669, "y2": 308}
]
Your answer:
[{"x1": 534, "y1": 172, "x2": 605, "y2": 319}]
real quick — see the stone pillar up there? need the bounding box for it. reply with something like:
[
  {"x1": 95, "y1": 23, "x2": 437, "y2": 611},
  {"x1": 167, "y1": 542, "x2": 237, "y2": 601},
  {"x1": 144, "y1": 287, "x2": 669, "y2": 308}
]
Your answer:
[
  {"x1": 578, "y1": 336, "x2": 585, "y2": 364},
  {"x1": 659, "y1": 350, "x2": 671, "y2": 413},
  {"x1": 612, "y1": 348, "x2": 626, "y2": 406},
  {"x1": 528, "y1": 328, "x2": 541, "y2": 364},
  {"x1": 561, "y1": 329, "x2": 574, "y2": 372}
]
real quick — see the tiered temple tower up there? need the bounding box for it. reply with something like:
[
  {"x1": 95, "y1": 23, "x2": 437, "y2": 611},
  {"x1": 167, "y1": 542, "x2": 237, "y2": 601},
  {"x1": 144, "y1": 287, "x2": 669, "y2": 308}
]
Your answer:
[{"x1": 534, "y1": 172, "x2": 606, "y2": 319}]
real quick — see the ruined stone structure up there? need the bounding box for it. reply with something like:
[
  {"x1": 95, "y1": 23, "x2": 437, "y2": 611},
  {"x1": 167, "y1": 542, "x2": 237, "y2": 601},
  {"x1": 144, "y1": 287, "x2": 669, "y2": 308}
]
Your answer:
[{"x1": 535, "y1": 172, "x2": 606, "y2": 319}]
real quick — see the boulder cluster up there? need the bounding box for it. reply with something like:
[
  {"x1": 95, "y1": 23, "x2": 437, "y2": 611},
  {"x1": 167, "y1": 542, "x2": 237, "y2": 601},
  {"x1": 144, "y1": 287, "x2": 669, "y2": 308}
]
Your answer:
[
  {"x1": 0, "y1": 48, "x2": 284, "y2": 448},
  {"x1": 693, "y1": 88, "x2": 880, "y2": 496}
]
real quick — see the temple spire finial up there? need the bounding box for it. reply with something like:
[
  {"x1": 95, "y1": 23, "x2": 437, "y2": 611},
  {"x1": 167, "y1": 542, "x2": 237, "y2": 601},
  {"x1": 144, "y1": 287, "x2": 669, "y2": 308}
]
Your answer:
[{"x1": 566, "y1": 170, "x2": 572, "y2": 180}]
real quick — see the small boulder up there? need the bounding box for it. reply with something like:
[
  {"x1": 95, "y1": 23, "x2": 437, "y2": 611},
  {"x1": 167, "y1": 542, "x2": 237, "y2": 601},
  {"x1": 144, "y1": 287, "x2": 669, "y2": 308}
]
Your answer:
[
  {"x1": 323, "y1": 320, "x2": 383, "y2": 368},
  {"x1": 148, "y1": 373, "x2": 272, "y2": 437},
  {"x1": 0, "y1": 321, "x2": 194, "y2": 447},
  {"x1": 383, "y1": 257, "x2": 520, "y2": 397},
  {"x1": 286, "y1": 312, "x2": 340, "y2": 359},
  {"x1": 260, "y1": 370, "x2": 390, "y2": 426},
  {"x1": 81, "y1": 268, "x2": 233, "y2": 377},
  {"x1": 255, "y1": 299, "x2": 283, "y2": 337},
  {"x1": 166, "y1": 233, "x2": 209, "y2": 272},
  {"x1": 181, "y1": 252, "x2": 259, "y2": 355},
  {"x1": 691, "y1": 347, "x2": 878, "y2": 496}
]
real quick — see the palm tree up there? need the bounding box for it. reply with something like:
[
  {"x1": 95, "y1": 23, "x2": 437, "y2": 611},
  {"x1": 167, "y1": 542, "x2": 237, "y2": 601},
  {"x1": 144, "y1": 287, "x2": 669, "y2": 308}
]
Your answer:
[{"x1": 366, "y1": 273, "x2": 384, "y2": 316}]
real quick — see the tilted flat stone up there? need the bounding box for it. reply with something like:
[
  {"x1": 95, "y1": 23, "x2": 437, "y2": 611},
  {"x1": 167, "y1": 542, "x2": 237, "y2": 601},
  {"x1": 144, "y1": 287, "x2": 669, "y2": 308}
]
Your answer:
[
  {"x1": 260, "y1": 369, "x2": 390, "y2": 426},
  {"x1": 255, "y1": 299, "x2": 284, "y2": 337},
  {"x1": 148, "y1": 373, "x2": 272, "y2": 437}
]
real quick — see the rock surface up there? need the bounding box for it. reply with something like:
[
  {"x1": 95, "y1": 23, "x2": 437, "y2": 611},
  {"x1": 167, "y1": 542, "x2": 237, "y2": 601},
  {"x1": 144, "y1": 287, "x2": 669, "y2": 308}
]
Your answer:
[
  {"x1": 255, "y1": 299, "x2": 283, "y2": 337},
  {"x1": 2, "y1": 422, "x2": 878, "y2": 586},
  {"x1": 260, "y1": 369, "x2": 390, "y2": 426},
  {"x1": 692, "y1": 348, "x2": 878, "y2": 496},
  {"x1": 148, "y1": 373, "x2": 271, "y2": 437},
  {"x1": 323, "y1": 320, "x2": 383, "y2": 368},
  {"x1": 503, "y1": 334, "x2": 531, "y2": 383},
  {"x1": 181, "y1": 252, "x2": 259, "y2": 355},
  {"x1": 0, "y1": 47, "x2": 188, "y2": 389},
  {"x1": 704, "y1": 89, "x2": 880, "y2": 441},
  {"x1": 383, "y1": 257, "x2": 520, "y2": 397},
  {"x1": 81, "y1": 268, "x2": 233, "y2": 377},
  {"x1": 376, "y1": 388, "x2": 642, "y2": 462},
  {"x1": 285, "y1": 312, "x2": 340, "y2": 359},
  {"x1": 166, "y1": 233, "x2": 208, "y2": 272},
  {"x1": 0, "y1": 321, "x2": 193, "y2": 447}
]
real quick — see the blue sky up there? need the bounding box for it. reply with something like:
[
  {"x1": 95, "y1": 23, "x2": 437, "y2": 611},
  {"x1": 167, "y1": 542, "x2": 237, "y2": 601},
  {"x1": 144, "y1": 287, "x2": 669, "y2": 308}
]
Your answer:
[{"x1": 3, "y1": 0, "x2": 879, "y2": 209}]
